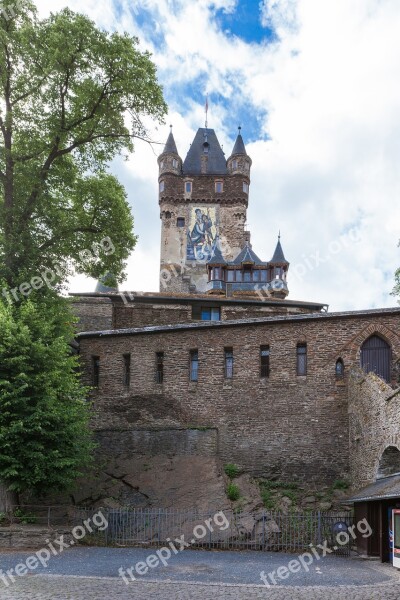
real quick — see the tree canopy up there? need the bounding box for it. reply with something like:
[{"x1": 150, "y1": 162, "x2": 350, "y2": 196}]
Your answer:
[
  {"x1": 0, "y1": 0, "x2": 167, "y2": 290},
  {"x1": 0, "y1": 296, "x2": 94, "y2": 498}
]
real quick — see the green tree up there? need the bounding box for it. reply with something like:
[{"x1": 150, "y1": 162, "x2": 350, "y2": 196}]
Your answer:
[
  {"x1": 0, "y1": 295, "x2": 94, "y2": 505},
  {"x1": 0, "y1": 1, "x2": 167, "y2": 506},
  {"x1": 0, "y1": 0, "x2": 167, "y2": 290}
]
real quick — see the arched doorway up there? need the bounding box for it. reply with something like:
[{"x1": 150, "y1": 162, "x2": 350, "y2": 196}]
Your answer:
[
  {"x1": 361, "y1": 335, "x2": 391, "y2": 383},
  {"x1": 377, "y1": 446, "x2": 400, "y2": 479}
]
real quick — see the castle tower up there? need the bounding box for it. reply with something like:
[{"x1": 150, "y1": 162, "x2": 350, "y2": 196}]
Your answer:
[
  {"x1": 159, "y1": 126, "x2": 251, "y2": 293},
  {"x1": 268, "y1": 235, "x2": 290, "y2": 299}
]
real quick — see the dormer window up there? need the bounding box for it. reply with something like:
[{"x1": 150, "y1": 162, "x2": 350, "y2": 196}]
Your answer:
[
  {"x1": 203, "y1": 142, "x2": 209, "y2": 154},
  {"x1": 173, "y1": 159, "x2": 178, "y2": 168},
  {"x1": 185, "y1": 181, "x2": 192, "y2": 194},
  {"x1": 215, "y1": 181, "x2": 223, "y2": 193},
  {"x1": 159, "y1": 180, "x2": 165, "y2": 192}
]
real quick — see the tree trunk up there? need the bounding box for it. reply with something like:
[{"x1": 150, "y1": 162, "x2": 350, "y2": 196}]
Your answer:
[{"x1": 0, "y1": 483, "x2": 19, "y2": 513}]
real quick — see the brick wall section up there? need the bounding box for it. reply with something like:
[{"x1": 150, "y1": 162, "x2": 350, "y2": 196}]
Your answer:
[
  {"x1": 71, "y1": 297, "x2": 113, "y2": 333},
  {"x1": 348, "y1": 369, "x2": 400, "y2": 490},
  {"x1": 78, "y1": 312, "x2": 400, "y2": 486}
]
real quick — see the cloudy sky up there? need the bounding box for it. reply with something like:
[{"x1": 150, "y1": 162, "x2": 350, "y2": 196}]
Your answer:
[{"x1": 37, "y1": 0, "x2": 400, "y2": 311}]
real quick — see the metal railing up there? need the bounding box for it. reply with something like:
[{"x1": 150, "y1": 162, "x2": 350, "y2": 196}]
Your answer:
[{"x1": 0, "y1": 506, "x2": 354, "y2": 556}]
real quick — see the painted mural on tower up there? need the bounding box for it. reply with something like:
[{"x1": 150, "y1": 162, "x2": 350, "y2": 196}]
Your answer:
[{"x1": 186, "y1": 206, "x2": 218, "y2": 261}]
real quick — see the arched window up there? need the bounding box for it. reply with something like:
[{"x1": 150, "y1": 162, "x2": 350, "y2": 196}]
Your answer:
[
  {"x1": 361, "y1": 335, "x2": 391, "y2": 383},
  {"x1": 335, "y1": 358, "x2": 344, "y2": 378}
]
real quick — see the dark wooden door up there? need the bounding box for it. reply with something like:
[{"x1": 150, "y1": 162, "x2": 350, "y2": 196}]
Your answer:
[
  {"x1": 361, "y1": 335, "x2": 391, "y2": 383},
  {"x1": 368, "y1": 502, "x2": 381, "y2": 557}
]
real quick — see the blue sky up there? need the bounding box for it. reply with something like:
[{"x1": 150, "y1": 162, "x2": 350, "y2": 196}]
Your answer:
[{"x1": 36, "y1": 0, "x2": 400, "y2": 311}]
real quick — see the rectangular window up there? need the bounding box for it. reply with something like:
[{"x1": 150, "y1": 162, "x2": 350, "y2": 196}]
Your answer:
[
  {"x1": 123, "y1": 353, "x2": 131, "y2": 388},
  {"x1": 232, "y1": 159, "x2": 238, "y2": 170},
  {"x1": 260, "y1": 346, "x2": 270, "y2": 378},
  {"x1": 215, "y1": 181, "x2": 223, "y2": 193},
  {"x1": 173, "y1": 159, "x2": 178, "y2": 168},
  {"x1": 190, "y1": 350, "x2": 199, "y2": 382},
  {"x1": 235, "y1": 270, "x2": 242, "y2": 282},
  {"x1": 243, "y1": 270, "x2": 251, "y2": 282},
  {"x1": 201, "y1": 307, "x2": 221, "y2": 321},
  {"x1": 159, "y1": 180, "x2": 165, "y2": 192},
  {"x1": 297, "y1": 343, "x2": 307, "y2": 376},
  {"x1": 177, "y1": 217, "x2": 185, "y2": 227},
  {"x1": 155, "y1": 352, "x2": 164, "y2": 384},
  {"x1": 185, "y1": 181, "x2": 192, "y2": 193},
  {"x1": 252, "y1": 270, "x2": 260, "y2": 282},
  {"x1": 227, "y1": 270, "x2": 235, "y2": 282},
  {"x1": 224, "y1": 348, "x2": 233, "y2": 379},
  {"x1": 260, "y1": 270, "x2": 267, "y2": 282},
  {"x1": 92, "y1": 356, "x2": 100, "y2": 387},
  {"x1": 243, "y1": 182, "x2": 249, "y2": 193}
]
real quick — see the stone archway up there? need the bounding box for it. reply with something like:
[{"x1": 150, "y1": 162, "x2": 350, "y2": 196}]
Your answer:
[{"x1": 377, "y1": 446, "x2": 400, "y2": 479}]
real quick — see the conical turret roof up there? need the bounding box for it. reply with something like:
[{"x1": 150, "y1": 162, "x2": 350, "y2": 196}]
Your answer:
[
  {"x1": 231, "y1": 132, "x2": 247, "y2": 156},
  {"x1": 270, "y1": 237, "x2": 289, "y2": 264},
  {"x1": 162, "y1": 130, "x2": 179, "y2": 155}
]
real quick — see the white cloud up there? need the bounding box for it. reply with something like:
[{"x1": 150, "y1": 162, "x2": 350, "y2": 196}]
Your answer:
[{"x1": 35, "y1": 0, "x2": 400, "y2": 310}]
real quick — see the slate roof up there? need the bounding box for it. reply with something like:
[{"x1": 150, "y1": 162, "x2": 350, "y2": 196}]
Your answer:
[
  {"x1": 207, "y1": 241, "x2": 227, "y2": 265},
  {"x1": 231, "y1": 133, "x2": 247, "y2": 156},
  {"x1": 162, "y1": 131, "x2": 179, "y2": 155},
  {"x1": 270, "y1": 239, "x2": 289, "y2": 264},
  {"x1": 346, "y1": 474, "x2": 400, "y2": 503},
  {"x1": 231, "y1": 242, "x2": 267, "y2": 266},
  {"x1": 77, "y1": 306, "x2": 400, "y2": 339},
  {"x1": 183, "y1": 128, "x2": 227, "y2": 175}
]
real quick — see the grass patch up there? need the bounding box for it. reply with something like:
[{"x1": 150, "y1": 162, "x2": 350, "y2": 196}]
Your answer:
[
  {"x1": 332, "y1": 479, "x2": 350, "y2": 490},
  {"x1": 227, "y1": 483, "x2": 240, "y2": 501},
  {"x1": 224, "y1": 463, "x2": 240, "y2": 479}
]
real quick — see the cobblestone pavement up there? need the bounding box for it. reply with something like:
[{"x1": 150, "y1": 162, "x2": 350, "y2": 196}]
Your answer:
[{"x1": 1, "y1": 574, "x2": 400, "y2": 599}]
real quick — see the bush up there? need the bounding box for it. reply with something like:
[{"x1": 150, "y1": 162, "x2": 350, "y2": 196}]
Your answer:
[
  {"x1": 227, "y1": 483, "x2": 240, "y2": 501},
  {"x1": 332, "y1": 479, "x2": 349, "y2": 490},
  {"x1": 224, "y1": 463, "x2": 239, "y2": 479}
]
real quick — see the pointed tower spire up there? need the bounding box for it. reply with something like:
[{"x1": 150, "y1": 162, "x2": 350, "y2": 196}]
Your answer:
[
  {"x1": 163, "y1": 125, "x2": 179, "y2": 155},
  {"x1": 158, "y1": 125, "x2": 182, "y2": 178},
  {"x1": 231, "y1": 125, "x2": 247, "y2": 156},
  {"x1": 271, "y1": 235, "x2": 289, "y2": 265}
]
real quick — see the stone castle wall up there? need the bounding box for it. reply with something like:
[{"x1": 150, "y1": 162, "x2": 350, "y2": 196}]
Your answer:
[
  {"x1": 348, "y1": 369, "x2": 400, "y2": 490},
  {"x1": 78, "y1": 312, "x2": 400, "y2": 487}
]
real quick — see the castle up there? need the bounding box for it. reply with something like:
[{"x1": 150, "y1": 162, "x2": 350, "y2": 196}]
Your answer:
[{"x1": 71, "y1": 124, "x2": 400, "y2": 562}]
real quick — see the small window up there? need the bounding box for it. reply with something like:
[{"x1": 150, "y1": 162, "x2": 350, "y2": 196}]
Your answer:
[
  {"x1": 160, "y1": 161, "x2": 164, "y2": 169},
  {"x1": 260, "y1": 270, "x2": 267, "y2": 282},
  {"x1": 243, "y1": 182, "x2": 249, "y2": 193},
  {"x1": 297, "y1": 343, "x2": 307, "y2": 376},
  {"x1": 335, "y1": 358, "x2": 344, "y2": 378},
  {"x1": 235, "y1": 270, "x2": 242, "y2": 282},
  {"x1": 190, "y1": 350, "x2": 199, "y2": 382},
  {"x1": 155, "y1": 352, "x2": 164, "y2": 384},
  {"x1": 224, "y1": 348, "x2": 233, "y2": 379},
  {"x1": 232, "y1": 159, "x2": 238, "y2": 170},
  {"x1": 227, "y1": 270, "x2": 235, "y2": 282},
  {"x1": 243, "y1": 270, "x2": 251, "y2": 283},
  {"x1": 252, "y1": 270, "x2": 259, "y2": 282},
  {"x1": 185, "y1": 181, "x2": 192, "y2": 193},
  {"x1": 201, "y1": 307, "x2": 220, "y2": 321},
  {"x1": 92, "y1": 356, "x2": 100, "y2": 387},
  {"x1": 260, "y1": 346, "x2": 270, "y2": 378},
  {"x1": 177, "y1": 217, "x2": 185, "y2": 228},
  {"x1": 173, "y1": 158, "x2": 178, "y2": 168},
  {"x1": 123, "y1": 353, "x2": 131, "y2": 388},
  {"x1": 215, "y1": 181, "x2": 223, "y2": 193},
  {"x1": 159, "y1": 180, "x2": 165, "y2": 192}
]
